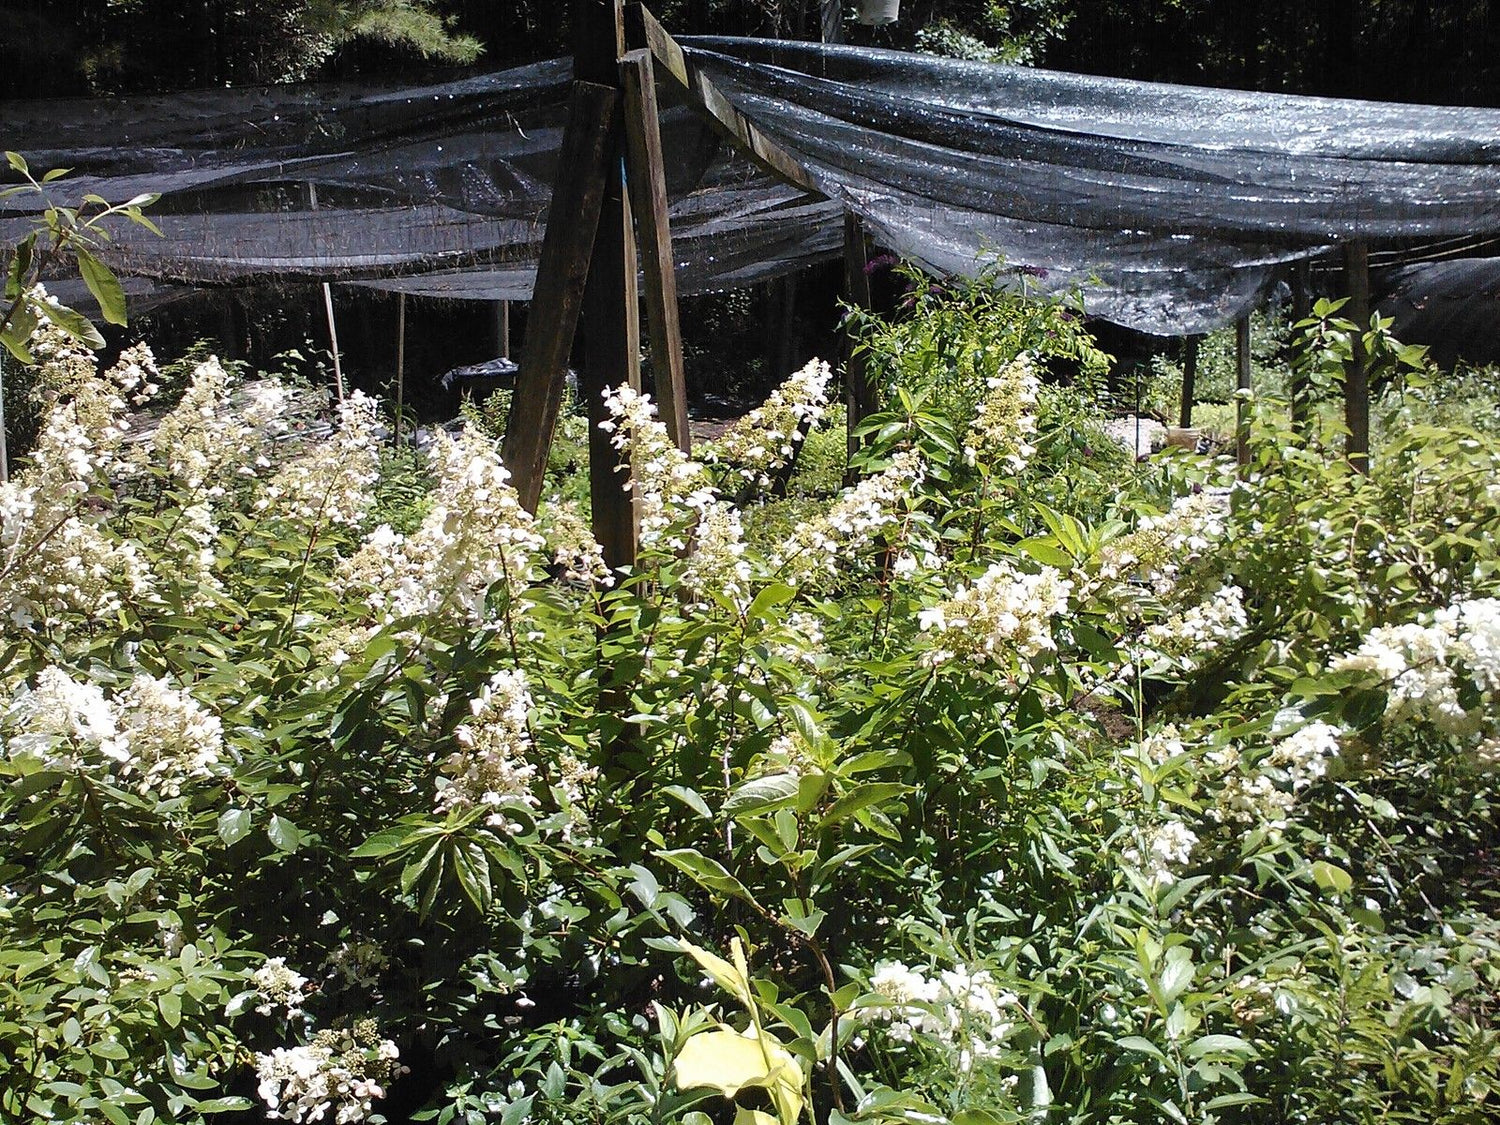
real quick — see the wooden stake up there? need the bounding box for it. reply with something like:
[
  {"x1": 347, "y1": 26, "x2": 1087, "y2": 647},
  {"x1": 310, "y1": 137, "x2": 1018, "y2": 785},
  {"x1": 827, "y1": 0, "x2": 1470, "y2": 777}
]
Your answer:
[
  {"x1": 1344, "y1": 241, "x2": 1371, "y2": 473},
  {"x1": 1178, "y1": 334, "x2": 1200, "y2": 429},
  {"x1": 843, "y1": 211, "x2": 876, "y2": 464},
  {"x1": 394, "y1": 292, "x2": 406, "y2": 446},
  {"x1": 1235, "y1": 314, "x2": 1252, "y2": 469},
  {"x1": 500, "y1": 80, "x2": 620, "y2": 513},
  {"x1": 497, "y1": 300, "x2": 510, "y2": 359},
  {"x1": 621, "y1": 48, "x2": 691, "y2": 454},
  {"x1": 307, "y1": 182, "x2": 346, "y2": 402}
]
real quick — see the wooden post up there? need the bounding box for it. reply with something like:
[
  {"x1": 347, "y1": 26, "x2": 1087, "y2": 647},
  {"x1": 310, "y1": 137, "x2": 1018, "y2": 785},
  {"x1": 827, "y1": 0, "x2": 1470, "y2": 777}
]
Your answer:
[
  {"x1": 307, "y1": 182, "x2": 346, "y2": 402},
  {"x1": 1288, "y1": 260, "x2": 1313, "y2": 430},
  {"x1": 843, "y1": 211, "x2": 876, "y2": 464},
  {"x1": 579, "y1": 143, "x2": 642, "y2": 570},
  {"x1": 574, "y1": 0, "x2": 639, "y2": 570},
  {"x1": 500, "y1": 80, "x2": 619, "y2": 513},
  {"x1": 621, "y1": 47, "x2": 691, "y2": 454},
  {"x1": 497, "y1": 300, "x2": 510, "y2": 359},
  {"x1": 1235, "y1": 314, "x2": 1252, "y2": 469},
  {"x1": 1178, "y1": 335, "x2": 1200, "y2": 429},
  {"x1": 1343, "y1": 241, "x2": 1371, "y2": 473},
  {"x1": 394, "y1": 292, "x2": 406, "y2": 446}
]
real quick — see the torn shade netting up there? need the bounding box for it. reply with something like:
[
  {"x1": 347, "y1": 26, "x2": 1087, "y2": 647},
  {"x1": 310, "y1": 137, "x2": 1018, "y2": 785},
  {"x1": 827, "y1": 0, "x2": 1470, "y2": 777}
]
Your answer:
[{"x1": 7, "y1": 38, "x2": 1500, "y2": 334}]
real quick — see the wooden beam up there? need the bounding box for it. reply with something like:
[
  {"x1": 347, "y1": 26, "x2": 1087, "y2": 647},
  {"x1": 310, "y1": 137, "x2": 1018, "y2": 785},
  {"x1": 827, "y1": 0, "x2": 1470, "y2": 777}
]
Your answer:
[
  {"x1": 624, "y1": 3, "x2": 823, "y2": 196},
  {"x1": 501, "y1": 80, "x2": 620, "y2": 513},
  {"x1": 843, "y1": 211, "x2": 877, "y2": 464},
  {"x1": 1344, "y1": 241, "x2": 1371, "y2": 473},
  {"x1": 1178, "y1": 334, "x2": 1200, "y2": 429},
  {"x1": 621, "y1": 48, "x2": 691, "y2": 454},
  {"x1": 497, "y1": 300, "x2": 510, "y2": 359},
  {"x1": 1235, "y1": 314, "x2": 1252, "y2": 469}
]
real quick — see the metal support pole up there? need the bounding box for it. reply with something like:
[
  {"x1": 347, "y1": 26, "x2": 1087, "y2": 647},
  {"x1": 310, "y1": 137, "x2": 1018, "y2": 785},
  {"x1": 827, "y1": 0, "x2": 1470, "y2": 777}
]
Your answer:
[{"x1": 1344, "y1": 241, "x2": 1371, "y2": 473}]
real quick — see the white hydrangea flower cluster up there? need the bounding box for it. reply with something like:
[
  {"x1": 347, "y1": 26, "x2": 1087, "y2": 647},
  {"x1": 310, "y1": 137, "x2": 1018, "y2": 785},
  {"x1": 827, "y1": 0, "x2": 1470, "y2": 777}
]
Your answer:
[
  {"x1": 2, "y1": 667, "x2": 223, "y2": 797},
  {"x1": 111, "y1": 674, "x2": 225, "y2": 798},
  {"x1": 703, "y1": 358, "x2": 833, "y2": 490},
  {"x1": 133, "y1": 359, "x2": 287, "y2": 497},
  {"x1": 260, "y1": 391, "x2": 381, "y2": 530},
  {"x1": 775, "y1": 450, "x2": 929, "y2": 587},
  {"x1": 436, "y1": 670, "x2": 540, "y2": 835},
  {"x1": 962, "y1": 352, "x2": 1040, "y2": 473},
  {"x1": 255, "y1": 1020, "x2": 404, "y2": 1125},
  {"x1": 1136, "y1": 583, "x2": 1249, "y2": 669},
  {"x1": 2, "y1": 666, "x2": 118, "y2": 770},
  {"x1": 105, "y1": 342, "x2": 162, "y2": 406},
  {"x1": 1208, "y1": 721, "x2": 1342, "y2": 827},
  {"x1": 1330, "y1": 598, "x2": 1500, "y2": 741},
  {"x1": 1121, "y1": 819, "x2": 1199, "y2": 887},
  {"x1": 917, "y1": 559, "x2": 1073, "y2": 669},
  {"x1": 1098, "y1": 489, "x2": 1231, "y2": 598},
  {"x1": 599, "y1": 384, "x2": 751, "y2": 605},
  {"x1": 0, "y1": 390, "x2": 151, "y2": 630},
  {"x1": 538, "y1": 497, "x2": 612, "y2": 589},
  {"x1": 864, "y1": 960, "x2": 1019, "y2": 1072},
  {"x1": 253, "y1": 957, "x2": 311, "y2": 1019},
  {"x1": 340, "y1": 428, "x2": 544, "y2": 628},
  {"x1": 323, "y1": 941, "x2": 390, "y2": 992},
  {"x1": 22, "y1": 287, "x2": 98, "y2": 399}
]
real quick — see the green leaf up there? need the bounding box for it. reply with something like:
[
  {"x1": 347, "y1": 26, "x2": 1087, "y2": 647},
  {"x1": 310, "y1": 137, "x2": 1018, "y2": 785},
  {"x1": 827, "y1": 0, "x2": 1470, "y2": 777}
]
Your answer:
[
  {"x1": 267, "y1": 814, "x2": 305, "y2": 854},
  {"x1": 157, "y1": 992, "x2": 182, "y2": 1028},
  {"x1": 657, "y1": 849, "x2": 755, "y2": 904},
  {"x1": 194, "y1": 1098, "x2": 254, "y2": 1114},
  {"x1": 725, "y1": 774, "x2": 800, "y2": 817},
  {"x1": 1311, "y1": 860, "x2": 1353, "y2": 895},
  {"x1": 36, "y1": 299, "x2": 104, "y2": 350},
  {"x1": 1116, "y1": 1035, "x2": 1167, "y2": 1063},
  {"x1": 216, "y1": 808, "x2": 252, "y2": 847},
  {"x1": 75, "y1": 247, "x2": 128, "y2": 326},
  {"x1": 1186, "y1": 1034, "x2": 1256, "y2": 1059},
  {"x1": 820, "y1": 782, "x2": 911, "y2": 827}
]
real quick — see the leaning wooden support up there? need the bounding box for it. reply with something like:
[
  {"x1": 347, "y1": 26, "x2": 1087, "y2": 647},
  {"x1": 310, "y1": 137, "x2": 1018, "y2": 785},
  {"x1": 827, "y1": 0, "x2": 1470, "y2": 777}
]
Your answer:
[
  {"x1": 1235, "y1": 314, "x2": 1252, "y2": 469},
  {"x1": 624, "y1": 3, "x2": 823, "y2": 196},
  {"x1": 843, "y1": 212, "x2": 877, "y2": 464},
  {"x1": 500, "y1": 80, "x2": 620, "y2": 514},
  {"x1": 621, "y1": 48, "x2": 691, "y2": 454},
  {"x1": 1343, "y1": 241, "x2": 1371, "y2": 473}
]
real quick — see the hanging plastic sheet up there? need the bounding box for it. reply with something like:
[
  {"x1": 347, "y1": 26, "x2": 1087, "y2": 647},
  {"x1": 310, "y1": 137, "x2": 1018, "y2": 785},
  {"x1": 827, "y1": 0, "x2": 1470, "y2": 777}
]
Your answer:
[{"x1": 8, "y1": 38, "x2": 1500, "y2": 333}]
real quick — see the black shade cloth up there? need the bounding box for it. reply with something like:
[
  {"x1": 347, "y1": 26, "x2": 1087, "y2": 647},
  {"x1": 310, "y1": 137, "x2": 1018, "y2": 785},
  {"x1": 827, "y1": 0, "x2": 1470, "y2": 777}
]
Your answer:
[{"x1": 7, "y1": 39, "x2": 1500, "y2": 334}]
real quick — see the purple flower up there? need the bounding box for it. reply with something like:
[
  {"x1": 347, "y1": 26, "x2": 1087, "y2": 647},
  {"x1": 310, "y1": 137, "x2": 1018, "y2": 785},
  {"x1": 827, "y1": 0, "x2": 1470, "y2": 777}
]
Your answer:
[
  {"x1": 1020, "y1": 264, "x2": 1049, "y2": 279},
  {"x1": 864, "y1": 253, "x2": 900, "y2": 276}
]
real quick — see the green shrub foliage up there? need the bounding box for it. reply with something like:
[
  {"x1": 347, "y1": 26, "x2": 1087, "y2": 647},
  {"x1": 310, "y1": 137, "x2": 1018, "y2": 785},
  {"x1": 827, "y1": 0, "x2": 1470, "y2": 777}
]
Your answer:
[{"x1": 2, "y1": 279, "x2": 1499, "y2": 1125}]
